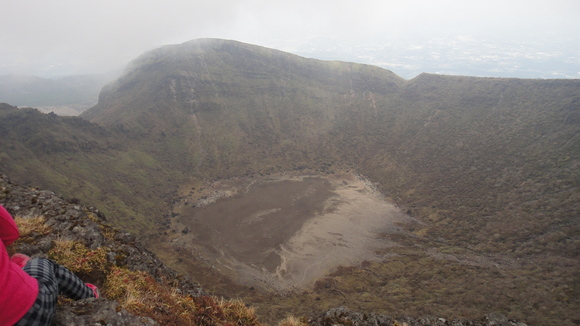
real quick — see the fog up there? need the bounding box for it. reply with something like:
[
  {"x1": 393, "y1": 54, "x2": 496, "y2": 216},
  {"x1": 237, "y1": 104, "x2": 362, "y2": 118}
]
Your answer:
[{"x1": 1, "y1": 0, "x2": 579, "y2": 78}]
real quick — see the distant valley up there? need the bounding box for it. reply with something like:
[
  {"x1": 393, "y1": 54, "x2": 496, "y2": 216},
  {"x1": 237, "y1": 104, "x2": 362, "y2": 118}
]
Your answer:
[
  {"x1": 0, "y1": 73, "x2": 116, "y2": 115},
  {"x1": 1, "y1": 39, "x2": 578, "y2": 325}
]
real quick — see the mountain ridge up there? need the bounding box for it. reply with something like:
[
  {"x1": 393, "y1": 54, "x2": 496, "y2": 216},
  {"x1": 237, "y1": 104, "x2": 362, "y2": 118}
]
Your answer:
[{"x1": 82, "y1": 38, "x2": 404, "y2": 126}]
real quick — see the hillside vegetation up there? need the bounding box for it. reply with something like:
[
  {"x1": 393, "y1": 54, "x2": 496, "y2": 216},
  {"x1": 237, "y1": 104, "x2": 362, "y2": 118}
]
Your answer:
[{"x1": 1, "y1": 38, "x2": 579, "y2": 325}]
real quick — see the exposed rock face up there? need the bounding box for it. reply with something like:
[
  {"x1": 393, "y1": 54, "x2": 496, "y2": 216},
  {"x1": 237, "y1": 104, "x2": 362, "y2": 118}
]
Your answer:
[{"x1": 0, "y1": 173, "x2": 203, "y2": 324}]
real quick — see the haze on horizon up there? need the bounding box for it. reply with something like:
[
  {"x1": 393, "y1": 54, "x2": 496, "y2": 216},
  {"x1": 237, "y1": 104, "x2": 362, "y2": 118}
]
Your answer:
[{"x1": 1, "y1": 0, "x2": 579, "y2": 79}]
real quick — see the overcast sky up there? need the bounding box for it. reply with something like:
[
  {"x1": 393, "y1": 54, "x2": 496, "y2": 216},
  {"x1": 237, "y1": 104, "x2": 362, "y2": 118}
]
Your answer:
[{"x1": 1, "y1": 0, "x2": 579, "y2": 78}]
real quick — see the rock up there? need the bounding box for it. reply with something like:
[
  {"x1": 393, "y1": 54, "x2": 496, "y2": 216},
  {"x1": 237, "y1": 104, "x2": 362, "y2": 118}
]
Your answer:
[
  {"x1": 483, "y1": 313, "x2": 508, "y2": 326},
  {"x1": 53, "y1": 299, "x2": 158, "y2": 325}
]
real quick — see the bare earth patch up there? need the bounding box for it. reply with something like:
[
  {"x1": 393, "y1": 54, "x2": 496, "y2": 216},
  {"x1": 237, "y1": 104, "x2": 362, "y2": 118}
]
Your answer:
[{"x1": 171, "y1": 172, "x2": 416, "y2": 292}]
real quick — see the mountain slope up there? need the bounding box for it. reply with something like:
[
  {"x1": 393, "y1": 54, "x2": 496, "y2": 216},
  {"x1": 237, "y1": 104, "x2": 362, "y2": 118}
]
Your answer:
[
  {"x1": 80, "y1": 39, "x2": 580, "y2": 257},
  {"x1": 82, "y1": 38, "x2": 405, "y2": 177},
  {"x1": 0, "y1": 103, "x2": 187, "y2": 232}
]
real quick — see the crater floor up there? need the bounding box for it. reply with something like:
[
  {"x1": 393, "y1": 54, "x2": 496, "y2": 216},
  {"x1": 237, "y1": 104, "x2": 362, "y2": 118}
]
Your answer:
[{"x1": 170, "y1": 172, "x2": 416, "y2": 292}]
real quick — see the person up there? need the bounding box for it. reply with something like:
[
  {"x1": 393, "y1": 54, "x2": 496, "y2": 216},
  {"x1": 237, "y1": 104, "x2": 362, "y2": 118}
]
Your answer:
[{"x1": 0, "y1": 204, "x2": 98, "y2": 326}]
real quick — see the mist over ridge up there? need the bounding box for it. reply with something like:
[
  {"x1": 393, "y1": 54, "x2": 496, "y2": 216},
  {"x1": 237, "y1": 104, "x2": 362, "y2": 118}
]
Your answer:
[{"x1": 2, "y1": 0, "x2": 579, "y2": 80}]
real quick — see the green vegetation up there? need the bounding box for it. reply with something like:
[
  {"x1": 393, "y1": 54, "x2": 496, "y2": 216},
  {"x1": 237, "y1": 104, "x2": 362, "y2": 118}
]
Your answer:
[
  {"x1": 104, "y1": 266, "x2": 262, "y2": 326},
  {"x1": 245, "y1": 245, "x2": 579, "y2": 325},
  {"x1": 1, "y1": 39, "x2": 579, "y2": 325}
]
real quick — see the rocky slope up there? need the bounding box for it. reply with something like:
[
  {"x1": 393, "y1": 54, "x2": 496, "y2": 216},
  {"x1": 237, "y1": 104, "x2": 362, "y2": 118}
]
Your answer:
[{"x1": 0, "y1": 172, "x2": 233, "y2": 325}]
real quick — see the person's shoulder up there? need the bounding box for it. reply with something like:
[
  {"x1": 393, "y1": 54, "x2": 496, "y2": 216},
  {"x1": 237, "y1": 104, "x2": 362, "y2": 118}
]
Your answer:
[{"x1": 0, "y1": 205, "x2": 19, "y2": 245}]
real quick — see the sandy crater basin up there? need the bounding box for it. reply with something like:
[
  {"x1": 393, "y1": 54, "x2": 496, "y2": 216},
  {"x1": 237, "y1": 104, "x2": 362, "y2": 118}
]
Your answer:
[{"x1": 172, "y1": 172, "x2": 414, "y2": 292}]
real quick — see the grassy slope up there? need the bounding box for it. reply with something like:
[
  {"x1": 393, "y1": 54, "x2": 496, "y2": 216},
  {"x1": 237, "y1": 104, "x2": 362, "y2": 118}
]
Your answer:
[{"x1": 0, "y1": 104, "x2": 188, "y2": 233}]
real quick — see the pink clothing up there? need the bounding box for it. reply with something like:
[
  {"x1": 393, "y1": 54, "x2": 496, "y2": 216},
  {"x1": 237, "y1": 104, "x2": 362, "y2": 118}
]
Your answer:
[{"x1": 0, "y1": 205, "x2": 39, "y2": 326}]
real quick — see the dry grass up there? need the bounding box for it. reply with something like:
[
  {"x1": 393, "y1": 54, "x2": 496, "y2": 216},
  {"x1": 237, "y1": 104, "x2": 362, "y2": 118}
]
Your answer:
[
  {"x1": 277, "y1": 315, "x2": 307, "y2": 326},
  {"x1": 14, "y1": 215, "x2": 51, "y2": 239},
  {"x1": 105, "y1": 266, "x2": 262, "y2": 326},
  {"x1": 48, "y1": 239, "x2": 109, "y2": 275},
  {"x1": 218, "y1": 297, "x2": 262, "y2": 326}
]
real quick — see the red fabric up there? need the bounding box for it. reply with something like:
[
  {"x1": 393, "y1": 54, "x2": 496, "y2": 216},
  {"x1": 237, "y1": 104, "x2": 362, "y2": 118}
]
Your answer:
[{"x1": 0, "y1": 205, "x2": 39, "y2": 326}]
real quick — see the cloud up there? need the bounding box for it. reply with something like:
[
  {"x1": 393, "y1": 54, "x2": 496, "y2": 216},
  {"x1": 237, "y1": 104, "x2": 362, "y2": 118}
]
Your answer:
[
  {"x1": 1, "y1": 0, "x2": 578, "y2": 77},
  {"x1": 0, "y1": 0, "x2": 238, "y2": 75}
]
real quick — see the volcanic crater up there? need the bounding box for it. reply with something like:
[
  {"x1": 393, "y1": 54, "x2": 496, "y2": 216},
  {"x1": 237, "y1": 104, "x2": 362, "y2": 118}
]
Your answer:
[{"x1": 169, "y1": 172, "x2": 417, "y2": 291}]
